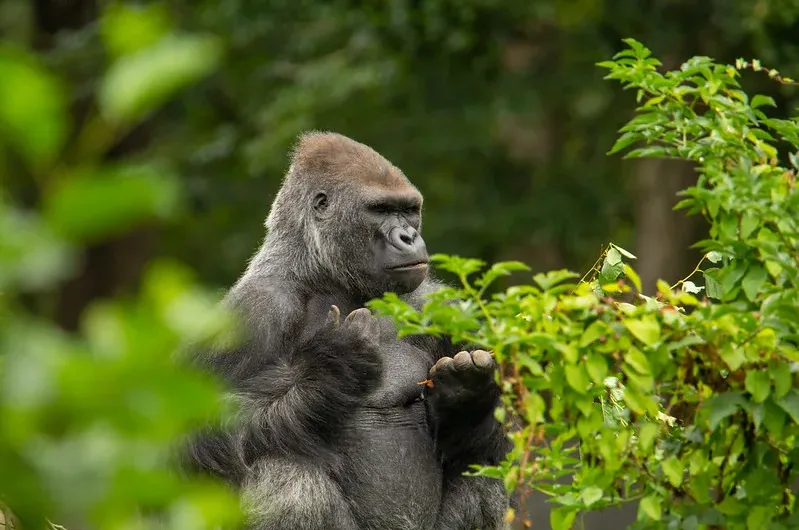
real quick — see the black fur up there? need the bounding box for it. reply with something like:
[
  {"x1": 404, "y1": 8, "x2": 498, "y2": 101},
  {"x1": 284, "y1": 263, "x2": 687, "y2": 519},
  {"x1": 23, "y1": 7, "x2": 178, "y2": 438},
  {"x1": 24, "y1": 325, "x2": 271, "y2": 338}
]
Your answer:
[{"x1": 183, "y1": 131, "x2": 511, "y2": 529}]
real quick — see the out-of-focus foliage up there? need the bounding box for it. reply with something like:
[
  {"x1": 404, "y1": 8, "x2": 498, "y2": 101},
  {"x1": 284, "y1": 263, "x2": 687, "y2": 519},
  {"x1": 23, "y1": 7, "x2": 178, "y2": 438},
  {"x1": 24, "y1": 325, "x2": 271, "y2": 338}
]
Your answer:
[
  {"x1": 12, "y1": 0, "x2": 797, "y2": 286},
  {"x1": 0, "y1": 6, "x2": 241, "y2": 530},
  {"x1": 371, "y1": 40, "x2": 799, "y2": 529}
]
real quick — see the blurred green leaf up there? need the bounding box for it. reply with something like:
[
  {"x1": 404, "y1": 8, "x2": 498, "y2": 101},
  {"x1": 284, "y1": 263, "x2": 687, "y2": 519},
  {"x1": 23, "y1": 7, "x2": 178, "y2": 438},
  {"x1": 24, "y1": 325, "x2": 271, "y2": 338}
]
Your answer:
[
  {"x1": 623, "y1": 316, "x2": 660, "y2": 347},
  {"x1": 99, "y1": 34, "x2": 222, "y2": 125},
  {"x1": 43, "y1": 164, "x2": 181, "y2": 243},
  {"x1": 0, "y1": 204, "x2": 75, "y2": 291},
  {"x1": 0, "y1": 47, "x2": 68, "y2": 172},
  {"x1": 100, "y1": 2, "x2": 172, "y2": 58},
  {"x1": 745, "y1": 371, "x2": 771, "y2": 403}
]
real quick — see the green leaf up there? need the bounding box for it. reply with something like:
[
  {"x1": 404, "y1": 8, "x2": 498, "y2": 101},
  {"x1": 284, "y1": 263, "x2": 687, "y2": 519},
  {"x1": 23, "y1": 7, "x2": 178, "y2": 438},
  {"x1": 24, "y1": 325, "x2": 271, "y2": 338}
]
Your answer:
[
  {"x1": 702, "y1": 392, "x2": 746, "y2": 430},
  {"x1": 100, "y1": 2, "x2": 172, "y2": 58},
  {"x1": 608, "y1": 131, "x2": 639, "y2": 155},
  {"x1": 586, "y1": 353, "x2": 608, "y2": 384},
  {"x1": 550, "y1": 506, "x2": 577, "y2": 530},
  {"x1": 763, "y1": 399, "x2": 787, "y2": 437},
  {"x1": 623, "y1": 316, "x2": 661, "y2": 347},
  {"x1": 744, "y1": 371, "x2": 771, "y2": 403},
  {"x1": 720, "y1": 345, "x2": 746, "y2": 371},
  {"x1": 776, "y1": 389, "x2": 799, "y2": 424},
  {"x1": 0, "y1": 47, "x2": 68, "y2": 172},
  {"x1": 0, "y1": 206, "x2": 76, "y2": 291},
  {"x1": 706, "y1": 251, "x2": 723, "y2": 263},
  {"x1": 746, "y1": 506, "x2": 774, "y2": 529},
  {"x1": 606, "y1": 247, "x2": 622, "y2": 265},
  {"x1": 99, "y1": 33, "x2": 222, "y2": 124},
  {"x1": 740, "y1": 214, "x2": 759, "y2": 239},
  {"x1": 751, "y1": 94, "x2": 777, "y2": 108},
  {"x1": 430, "y1": 254, "x2": 485, "y2": 277},
  {"x1": 43, "y1": 164, "x2": 181, "y2": 243},
  {"x1": 623, "y1": 264, "x2": 642, "y2": 292},
  {"x1": 741, "y1": 265, "x2": 767, "y2": 302},
  {"x1": 661, "y1": 455, "x2": 683, "y2": 487},
  {"x1": 599, "y1": 258, "x2": 624, "y2": 286},
  {"x1": 682, "y1": 281, "x2": 704, "y2": 294},
  {"x1": 623, "y1": 387, "x2": 657, "y2": 416},
  {"x1": 704, "y1": 268, "x2": 723, "y2": 299},
  {"x1": 721, "y1": 261, "x2": 748, "y2": 296},
  {"x1": 769, "y1": 362, "x2": 792, "y2": 398},
  {"x1": 639, "y1": 495, "x2": 662, "y2": 521},
  {"x1": 532, "y1": 269, "x2": 580, "y2": 290},
  {"x1": 611, "y1": 244, "x2": 637, "y2": 259},
  {"x1": 624, "y1": 347, "x2": 651, "y2": 375},
  {"x1": 475, "y1": 261, "x2": 530, "y2": 290},
  {"x1": 581, "y1": 486, "x2": 603, "y2": 507},
  {"x1": 638, "y1": 423, "x2": 658, "y2": 453},
  {"x1": 580, "y1": 321, "x2": 607, "y2": 347},
  {"x1": 564, "y1": 364, "x2": 591, "y2": 394}
]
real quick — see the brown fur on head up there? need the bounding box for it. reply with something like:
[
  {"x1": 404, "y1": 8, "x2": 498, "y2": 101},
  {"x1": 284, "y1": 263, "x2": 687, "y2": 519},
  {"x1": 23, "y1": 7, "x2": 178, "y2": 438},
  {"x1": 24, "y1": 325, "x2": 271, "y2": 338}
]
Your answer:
[
  {"x1": 262, "y1": 131, "x2": 428, "y2": 299},
  {"x1": 290, "y1": 131, "x2": 414, "y2": 192},
  {"x1": 266, "y1": 131, "x2": 422, "y2": 233}
]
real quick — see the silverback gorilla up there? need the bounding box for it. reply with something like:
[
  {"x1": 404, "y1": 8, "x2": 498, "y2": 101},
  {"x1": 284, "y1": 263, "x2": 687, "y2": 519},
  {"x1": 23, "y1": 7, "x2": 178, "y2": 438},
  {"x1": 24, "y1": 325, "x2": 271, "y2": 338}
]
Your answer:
[{"x1": 185, "y1": 131, "x2": 511, "y2": 530}]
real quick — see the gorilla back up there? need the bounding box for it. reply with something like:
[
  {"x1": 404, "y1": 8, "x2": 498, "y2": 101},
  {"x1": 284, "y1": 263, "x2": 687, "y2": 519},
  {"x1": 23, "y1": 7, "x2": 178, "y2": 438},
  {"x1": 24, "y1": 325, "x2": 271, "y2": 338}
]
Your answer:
[{"x1": 185, "y1": 131, "x2": 510, "y2": 530}]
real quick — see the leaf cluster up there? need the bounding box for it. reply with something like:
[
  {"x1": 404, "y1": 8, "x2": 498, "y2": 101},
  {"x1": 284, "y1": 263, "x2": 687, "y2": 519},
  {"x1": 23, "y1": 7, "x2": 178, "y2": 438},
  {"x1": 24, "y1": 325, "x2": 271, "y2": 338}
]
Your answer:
[{"x1": 371, "y1": 39, "x2": 799, "y2": 529}]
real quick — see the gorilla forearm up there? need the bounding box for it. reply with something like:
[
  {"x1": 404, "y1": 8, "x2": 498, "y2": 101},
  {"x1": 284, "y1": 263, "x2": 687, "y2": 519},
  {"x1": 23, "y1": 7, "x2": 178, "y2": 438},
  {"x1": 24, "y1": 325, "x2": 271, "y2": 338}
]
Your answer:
[
  {"x1": 436, "y1": 475, "x2": 509, "y2": 530},
  {"x1": 221, "y1": 323, "x2": 382, "y2": 463},
  {"x1": 242, "y1": 458, "x2": 359, "y2": 530},
  {"x1": 436, "y1": 400, "x2": 508, "y2": 472}
]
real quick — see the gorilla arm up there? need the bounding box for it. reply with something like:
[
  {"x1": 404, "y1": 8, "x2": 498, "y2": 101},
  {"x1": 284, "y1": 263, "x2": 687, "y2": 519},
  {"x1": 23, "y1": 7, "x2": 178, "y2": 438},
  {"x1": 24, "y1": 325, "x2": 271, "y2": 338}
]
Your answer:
[
  {"x1": 184, "y1": 289, "x2": 380, "y2": 530},
  {"x1": 406, "y1": 279, "x2": 512, "y2": 528},
  {"x1": 425, "y1": 350, "x2": 512, "y2": 529},
  {"x1": 230, "y1": 305, "x2": 383, "y2": 465}
]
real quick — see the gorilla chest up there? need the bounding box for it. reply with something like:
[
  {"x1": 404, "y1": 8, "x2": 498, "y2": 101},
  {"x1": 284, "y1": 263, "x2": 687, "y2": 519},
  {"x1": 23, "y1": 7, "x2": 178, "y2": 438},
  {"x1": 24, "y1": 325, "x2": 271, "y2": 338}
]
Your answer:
[
  {"x1": 339, "y1": 339, "x2": 442, "y2": 529},
  {"x1": 363, "y1": 337, "x2": 431, "y2": 409}
]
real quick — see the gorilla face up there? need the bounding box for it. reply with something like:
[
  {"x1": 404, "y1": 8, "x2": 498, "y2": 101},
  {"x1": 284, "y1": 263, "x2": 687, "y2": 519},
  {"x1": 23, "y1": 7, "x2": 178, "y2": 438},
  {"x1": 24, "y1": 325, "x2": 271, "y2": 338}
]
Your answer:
[
  {"x1": 368, "y1": 195, "x2": 429, "y2": 293},
  {"x1": 264, "y1": 131, "x2": 433, "y2": 299},
  {"x1": 312, "y1": 187, "x2": 429, "y2": 297}
]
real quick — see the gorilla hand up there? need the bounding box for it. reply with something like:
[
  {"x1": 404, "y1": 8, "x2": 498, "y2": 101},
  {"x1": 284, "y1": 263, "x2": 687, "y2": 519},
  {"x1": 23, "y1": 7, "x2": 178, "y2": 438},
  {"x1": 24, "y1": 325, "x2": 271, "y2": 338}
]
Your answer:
[
  {"x1": 424, "y1": 350, "x2": 502, "y2": 467},
  {"x1": 324, "y1": 305, "x2": 381, "y2": 352},
  {"x1": 424, "y1": 350, "x2": 496, "y2": 407}
]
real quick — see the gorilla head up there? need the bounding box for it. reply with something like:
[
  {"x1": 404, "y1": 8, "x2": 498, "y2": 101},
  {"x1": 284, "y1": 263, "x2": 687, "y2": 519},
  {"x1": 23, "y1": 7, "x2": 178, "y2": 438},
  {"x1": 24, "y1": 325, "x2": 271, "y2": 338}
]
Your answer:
[{"x1": 264, "y1": 131, "x2": 429, "y2": 298}]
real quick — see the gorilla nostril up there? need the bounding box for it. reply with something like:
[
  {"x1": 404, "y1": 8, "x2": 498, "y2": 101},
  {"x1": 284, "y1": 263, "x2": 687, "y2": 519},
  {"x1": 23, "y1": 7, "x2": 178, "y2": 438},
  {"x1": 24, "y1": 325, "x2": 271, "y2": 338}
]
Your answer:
[{"x1": 399, "y1": 233, "x2": 413, "y2": 246}]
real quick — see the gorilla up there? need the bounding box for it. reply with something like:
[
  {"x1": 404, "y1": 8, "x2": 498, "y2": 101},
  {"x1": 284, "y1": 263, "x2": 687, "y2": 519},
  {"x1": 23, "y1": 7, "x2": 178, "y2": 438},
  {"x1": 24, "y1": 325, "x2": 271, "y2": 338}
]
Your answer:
[{"x1": 185, "y1": 131, "x2": 511, "y2": 530}]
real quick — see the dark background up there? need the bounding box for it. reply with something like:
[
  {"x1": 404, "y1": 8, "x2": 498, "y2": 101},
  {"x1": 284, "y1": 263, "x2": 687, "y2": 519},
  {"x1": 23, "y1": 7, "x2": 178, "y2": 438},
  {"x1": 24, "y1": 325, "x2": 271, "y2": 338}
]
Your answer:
[{"x1": 4, "y1": 0, "x2": 799, "y2": 527}]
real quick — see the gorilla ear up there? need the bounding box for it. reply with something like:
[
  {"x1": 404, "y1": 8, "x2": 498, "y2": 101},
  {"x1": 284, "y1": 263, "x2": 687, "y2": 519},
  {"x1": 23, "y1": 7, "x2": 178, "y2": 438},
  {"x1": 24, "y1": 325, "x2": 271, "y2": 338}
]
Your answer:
[{"x1": 313, "y1": 192, "x2": 329, "y2": 213}]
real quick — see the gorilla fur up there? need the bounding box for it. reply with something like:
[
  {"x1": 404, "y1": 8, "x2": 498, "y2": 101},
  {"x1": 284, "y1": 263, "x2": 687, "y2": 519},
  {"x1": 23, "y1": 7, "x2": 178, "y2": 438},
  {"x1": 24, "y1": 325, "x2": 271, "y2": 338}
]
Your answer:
[{"x1": 185, "y1": 131, "x2": 511, "y2": 530}]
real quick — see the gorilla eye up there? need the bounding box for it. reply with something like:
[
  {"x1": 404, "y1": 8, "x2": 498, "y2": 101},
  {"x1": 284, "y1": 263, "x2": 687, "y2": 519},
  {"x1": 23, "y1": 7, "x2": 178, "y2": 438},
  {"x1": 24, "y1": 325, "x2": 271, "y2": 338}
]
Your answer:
[{"x1": 313, "y1": 193, "x2": 329, "y2": 212}]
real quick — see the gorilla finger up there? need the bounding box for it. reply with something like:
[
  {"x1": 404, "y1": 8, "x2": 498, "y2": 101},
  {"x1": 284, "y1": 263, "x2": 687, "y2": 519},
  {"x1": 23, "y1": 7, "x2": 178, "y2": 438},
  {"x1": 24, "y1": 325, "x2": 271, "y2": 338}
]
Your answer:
[
  {"x1": 345, "y1": 307, "x2": 372, "y2": 326},
  {"x1": 433, "y1": 357, "x2": 454, "y2": 374},
  {"x1": 452, "y1": 351, "x2": 474, "y2": 370},
  {"x1": 325, "y1": 305, "x2": 341, "y2": 328},
  {"x1": 472, "y1": 349, "x2": 494, "y2": 369}
]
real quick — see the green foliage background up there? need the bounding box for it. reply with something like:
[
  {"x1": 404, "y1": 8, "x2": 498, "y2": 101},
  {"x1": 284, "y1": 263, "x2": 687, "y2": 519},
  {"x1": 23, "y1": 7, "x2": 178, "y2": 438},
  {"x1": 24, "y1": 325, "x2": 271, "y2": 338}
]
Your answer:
[{"x1": 5, "y1": 0, "x2": 798, "y2": 287}]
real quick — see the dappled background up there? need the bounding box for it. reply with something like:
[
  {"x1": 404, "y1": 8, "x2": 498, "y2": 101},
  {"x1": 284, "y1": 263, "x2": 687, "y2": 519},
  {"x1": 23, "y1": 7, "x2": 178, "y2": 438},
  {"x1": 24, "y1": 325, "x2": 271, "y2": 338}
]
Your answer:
[{"x1": 6, "y1": 0, "x2": 798, "y2": 332}]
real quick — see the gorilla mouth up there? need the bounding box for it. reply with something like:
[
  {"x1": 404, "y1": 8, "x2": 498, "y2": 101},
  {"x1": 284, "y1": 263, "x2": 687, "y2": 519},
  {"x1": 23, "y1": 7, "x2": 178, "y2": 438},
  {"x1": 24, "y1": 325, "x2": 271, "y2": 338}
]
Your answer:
[{"x1": 388, "y1": 261, "x2": 429, "y2": 271}]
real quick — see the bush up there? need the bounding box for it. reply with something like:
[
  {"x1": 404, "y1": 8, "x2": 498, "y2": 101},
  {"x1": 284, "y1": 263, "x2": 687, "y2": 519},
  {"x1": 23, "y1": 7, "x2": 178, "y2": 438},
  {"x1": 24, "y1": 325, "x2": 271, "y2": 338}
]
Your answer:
[
  {"x1": 0, "y1": 5, "x2": 240, "y2": 530},
  {"x1": 370, "y1": 39, "x2": 799, "y2": 529}
]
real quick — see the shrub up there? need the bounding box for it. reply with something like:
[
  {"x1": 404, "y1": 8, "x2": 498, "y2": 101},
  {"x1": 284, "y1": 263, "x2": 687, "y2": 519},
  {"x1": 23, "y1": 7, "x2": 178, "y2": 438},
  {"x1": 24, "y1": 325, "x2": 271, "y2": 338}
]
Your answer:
[{"x1": 370, "y1": 39, "x2": 799, "y2": 529}]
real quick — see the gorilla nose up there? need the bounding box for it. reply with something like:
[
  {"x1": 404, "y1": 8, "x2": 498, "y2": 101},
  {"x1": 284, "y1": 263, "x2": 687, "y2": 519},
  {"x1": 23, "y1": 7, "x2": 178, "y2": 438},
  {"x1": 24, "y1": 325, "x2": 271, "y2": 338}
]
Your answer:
[{"x1": 389, "y1": 226, "x2": 423, "y2": 252}]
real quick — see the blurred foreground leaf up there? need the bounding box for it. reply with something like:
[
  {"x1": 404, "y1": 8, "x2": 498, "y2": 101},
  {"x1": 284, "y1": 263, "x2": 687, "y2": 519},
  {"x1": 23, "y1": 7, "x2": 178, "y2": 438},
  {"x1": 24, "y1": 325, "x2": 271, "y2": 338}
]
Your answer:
[
  {"x1": 99, "y1": 34, "x2": 222, "y2": 125},
  {"x1": 0, "y1": 47, "x2": 68, "y2": 172}
]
